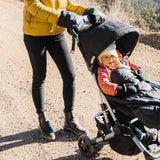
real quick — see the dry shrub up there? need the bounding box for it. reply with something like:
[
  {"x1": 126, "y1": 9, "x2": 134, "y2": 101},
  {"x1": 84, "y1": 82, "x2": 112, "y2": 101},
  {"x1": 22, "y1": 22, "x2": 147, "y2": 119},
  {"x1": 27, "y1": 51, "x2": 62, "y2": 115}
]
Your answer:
[
  {"x1": 75, "y1": 0, "x2": 103, "y2": 11},
  {"x1": 140, "y1": 33, "x2": 160, "y2": 49},
  {"x1": 104, "y1": 1, "x2": 132, "y2": 23},
  {"x1": 75, "y1": 0, "x2": 132, "y2": 24}
]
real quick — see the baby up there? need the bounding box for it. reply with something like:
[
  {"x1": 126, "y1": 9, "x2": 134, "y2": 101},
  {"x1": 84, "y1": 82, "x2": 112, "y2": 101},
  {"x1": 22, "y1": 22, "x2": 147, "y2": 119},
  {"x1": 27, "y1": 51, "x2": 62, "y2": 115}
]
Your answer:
[{"x1": 97, "y1": 43, "x2": 145, "y2": 97}]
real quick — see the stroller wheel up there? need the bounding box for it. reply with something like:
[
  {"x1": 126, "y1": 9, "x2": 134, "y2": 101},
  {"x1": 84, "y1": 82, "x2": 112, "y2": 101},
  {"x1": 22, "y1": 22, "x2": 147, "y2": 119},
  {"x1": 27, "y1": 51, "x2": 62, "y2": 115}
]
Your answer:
[{"x1": 78, "y1": 135, "x2": 94, "y2": 157}]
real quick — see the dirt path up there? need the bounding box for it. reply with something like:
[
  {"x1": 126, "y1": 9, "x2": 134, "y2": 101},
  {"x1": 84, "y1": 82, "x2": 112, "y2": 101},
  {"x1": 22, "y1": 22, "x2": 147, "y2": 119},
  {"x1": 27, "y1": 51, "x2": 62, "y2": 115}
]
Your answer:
[{"x1": 0, "y1": 0, "x2": 160, "y2": 160}]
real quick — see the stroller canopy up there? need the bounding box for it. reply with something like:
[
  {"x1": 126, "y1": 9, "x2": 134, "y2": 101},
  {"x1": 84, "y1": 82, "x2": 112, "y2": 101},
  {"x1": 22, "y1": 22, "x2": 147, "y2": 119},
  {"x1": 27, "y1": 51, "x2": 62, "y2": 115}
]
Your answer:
[{"x1": 78, "y1": 20, "x2": 140, "y2": 72}]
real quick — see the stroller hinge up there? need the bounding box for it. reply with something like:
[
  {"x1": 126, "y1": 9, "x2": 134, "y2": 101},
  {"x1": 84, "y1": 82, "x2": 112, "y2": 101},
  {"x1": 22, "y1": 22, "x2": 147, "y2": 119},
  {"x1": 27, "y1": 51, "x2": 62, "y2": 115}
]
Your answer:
[
  {"x1": 101, "y1": 103, "x2": 107, "y2": 111},
  {"x1": 70, "y1": 37, "x2": 76, "y2": 54}
]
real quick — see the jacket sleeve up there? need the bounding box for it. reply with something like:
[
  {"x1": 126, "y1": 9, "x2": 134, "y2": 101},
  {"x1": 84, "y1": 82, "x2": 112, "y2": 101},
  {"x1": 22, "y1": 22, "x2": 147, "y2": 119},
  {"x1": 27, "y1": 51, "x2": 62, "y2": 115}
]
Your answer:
[
  {"x1": 98, "y1": 67, "x2": 118, "y2": 96},
  {"x1": 67, "y1": 0, "x2": 86, "y2": 15},
  {"x1": 24, "y1": 0, "x2": 61, "y2": 24}
]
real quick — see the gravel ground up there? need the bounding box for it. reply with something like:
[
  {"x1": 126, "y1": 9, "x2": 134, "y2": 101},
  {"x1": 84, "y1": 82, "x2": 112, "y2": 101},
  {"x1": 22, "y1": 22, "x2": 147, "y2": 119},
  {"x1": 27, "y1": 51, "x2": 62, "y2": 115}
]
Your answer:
[{"x1": 0, "y1": 0, "x2": 160, "y2": 160}]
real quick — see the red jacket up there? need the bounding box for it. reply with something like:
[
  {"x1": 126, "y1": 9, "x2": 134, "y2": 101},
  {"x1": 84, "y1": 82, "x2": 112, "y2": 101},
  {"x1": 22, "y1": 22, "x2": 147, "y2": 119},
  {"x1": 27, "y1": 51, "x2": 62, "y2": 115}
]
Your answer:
[{"x1": 98, "y1": 52, "x2": 141, "y2": 96}]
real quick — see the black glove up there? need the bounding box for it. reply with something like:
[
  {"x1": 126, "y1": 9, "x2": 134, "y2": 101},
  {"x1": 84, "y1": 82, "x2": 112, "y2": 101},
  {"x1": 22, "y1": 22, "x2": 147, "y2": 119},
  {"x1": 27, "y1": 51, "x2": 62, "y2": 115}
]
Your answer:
[
  {"x1": 57, "y1": 10, "x2": 84, "y2": 33},
  {"x1": 116, "y1": 84, "x2": 137, "y2": 97},
  {"x1": 83, "y1": 8, "x2": 107, "y2": 25},
  {"x1": 134, "y1": 68, "x2": 145, "y2": 81}
]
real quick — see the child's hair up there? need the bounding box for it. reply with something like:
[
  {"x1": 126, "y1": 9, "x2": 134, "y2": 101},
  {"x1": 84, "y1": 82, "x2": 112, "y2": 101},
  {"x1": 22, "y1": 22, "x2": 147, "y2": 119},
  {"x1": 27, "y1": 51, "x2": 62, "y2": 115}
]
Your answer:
[{"x1": 97, "y1": 43, "x2": 118, "y2": 63}]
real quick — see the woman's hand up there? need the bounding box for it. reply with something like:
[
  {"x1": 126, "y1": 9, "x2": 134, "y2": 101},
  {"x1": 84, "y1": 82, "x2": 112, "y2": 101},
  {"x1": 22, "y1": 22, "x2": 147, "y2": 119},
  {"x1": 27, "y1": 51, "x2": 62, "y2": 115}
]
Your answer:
[
  {"x1": 83, "y1": 8, "x2": 107, "y2": 25},
  {"x1": 57, "y1": 10, "x2": 84, "y2": 33}
]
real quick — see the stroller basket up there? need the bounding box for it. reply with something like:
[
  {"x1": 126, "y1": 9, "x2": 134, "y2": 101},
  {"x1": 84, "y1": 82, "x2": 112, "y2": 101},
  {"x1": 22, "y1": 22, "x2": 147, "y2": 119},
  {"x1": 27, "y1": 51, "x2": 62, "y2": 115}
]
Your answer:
[
  {"x1": 95, "y1": 107, "x2": 158, "y2": 156},
  {"x1": 69, "y1": 19, "x2": 160, "y2": 160}
]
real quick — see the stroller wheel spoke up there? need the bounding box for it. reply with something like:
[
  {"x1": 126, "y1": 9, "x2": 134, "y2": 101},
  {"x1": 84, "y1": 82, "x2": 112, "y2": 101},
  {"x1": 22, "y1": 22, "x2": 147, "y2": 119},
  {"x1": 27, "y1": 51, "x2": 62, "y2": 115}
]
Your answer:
[
  {"x1": 80, "y1": 140, "x2": 87, "y2": 149},
  {"x1": 78, "y1": 135, "x2": 94, "y2": 157}
]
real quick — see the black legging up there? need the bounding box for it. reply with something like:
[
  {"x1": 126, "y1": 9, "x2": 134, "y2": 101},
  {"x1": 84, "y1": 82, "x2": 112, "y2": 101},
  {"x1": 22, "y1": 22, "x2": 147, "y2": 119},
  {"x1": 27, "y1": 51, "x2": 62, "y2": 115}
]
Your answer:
[{"x1": 24, "y1": 33, "x2": 75, "y2": 114}]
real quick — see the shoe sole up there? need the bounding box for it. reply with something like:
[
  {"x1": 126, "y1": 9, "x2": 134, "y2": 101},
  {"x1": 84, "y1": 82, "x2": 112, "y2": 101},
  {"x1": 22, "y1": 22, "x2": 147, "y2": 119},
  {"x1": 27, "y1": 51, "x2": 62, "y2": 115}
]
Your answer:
[
  {"x1": 38, "y1": 126, "x2": 56, "y2": 141},
  {"x1": 64, "y1": 126, "x2": 88, "y2": 136}
]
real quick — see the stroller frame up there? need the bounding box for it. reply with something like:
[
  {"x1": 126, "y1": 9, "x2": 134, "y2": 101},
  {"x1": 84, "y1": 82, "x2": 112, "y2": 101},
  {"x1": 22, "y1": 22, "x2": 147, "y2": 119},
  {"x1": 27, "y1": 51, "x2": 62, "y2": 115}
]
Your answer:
[
  {"x1": 69, "y1": 18, "x2": 160, "y2": 160},
  {"x1": 78, "y1": 90, "x2": 160, "y2": 160}
]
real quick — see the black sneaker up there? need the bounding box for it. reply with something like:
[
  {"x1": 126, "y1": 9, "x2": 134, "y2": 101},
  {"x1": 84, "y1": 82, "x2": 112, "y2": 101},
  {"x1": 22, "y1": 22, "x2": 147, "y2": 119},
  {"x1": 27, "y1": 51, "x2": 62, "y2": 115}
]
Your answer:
[
  {"x1": 64, "y1": 111, "x2": 88, "y2": 136},
  {"x1": 39, "y1": 121, "x2": 55, "y2": 141}
]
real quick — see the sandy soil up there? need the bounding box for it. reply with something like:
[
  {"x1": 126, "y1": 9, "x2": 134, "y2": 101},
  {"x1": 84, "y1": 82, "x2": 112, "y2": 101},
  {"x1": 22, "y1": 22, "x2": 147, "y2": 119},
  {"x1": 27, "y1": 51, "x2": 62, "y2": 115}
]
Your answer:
[{"x1": 0, "y1": 0, "x2": 160, "y2": 160}]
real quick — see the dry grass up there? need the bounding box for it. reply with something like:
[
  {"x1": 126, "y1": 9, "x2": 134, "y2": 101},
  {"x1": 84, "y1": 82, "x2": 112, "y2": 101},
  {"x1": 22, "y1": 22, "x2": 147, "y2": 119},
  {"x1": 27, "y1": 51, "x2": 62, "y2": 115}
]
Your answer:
[
  {"x1": 75, "y1": 0, "x2": 132, "y2": 23},
  {"x1": 140, "y1": 32, "x2": 160, "y2": 49}
]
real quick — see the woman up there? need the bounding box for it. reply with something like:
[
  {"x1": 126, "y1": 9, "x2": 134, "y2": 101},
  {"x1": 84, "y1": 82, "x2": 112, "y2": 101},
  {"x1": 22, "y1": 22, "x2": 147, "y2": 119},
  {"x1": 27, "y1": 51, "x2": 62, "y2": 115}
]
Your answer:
[{"x1": 23, "y1": 0, "x2": 106, "y2": 141}]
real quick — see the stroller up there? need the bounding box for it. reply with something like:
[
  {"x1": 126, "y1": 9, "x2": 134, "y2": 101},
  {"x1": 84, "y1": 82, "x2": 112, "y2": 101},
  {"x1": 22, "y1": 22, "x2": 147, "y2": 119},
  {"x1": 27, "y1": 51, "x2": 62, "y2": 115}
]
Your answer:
[{"x1": 70, "y1": 19, "x2": 160, "y2": 160}]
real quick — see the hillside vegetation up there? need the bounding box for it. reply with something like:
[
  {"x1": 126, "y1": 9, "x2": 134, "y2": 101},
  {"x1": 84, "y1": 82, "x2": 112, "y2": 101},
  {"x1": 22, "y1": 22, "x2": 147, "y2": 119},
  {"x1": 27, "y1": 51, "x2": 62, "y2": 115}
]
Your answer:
[
  {"x1": 95, "y1": 0, "x2": 160, "y2": 32},
  {"x1": 130, "y1": 0, "x2": 160, "y2": 16}
]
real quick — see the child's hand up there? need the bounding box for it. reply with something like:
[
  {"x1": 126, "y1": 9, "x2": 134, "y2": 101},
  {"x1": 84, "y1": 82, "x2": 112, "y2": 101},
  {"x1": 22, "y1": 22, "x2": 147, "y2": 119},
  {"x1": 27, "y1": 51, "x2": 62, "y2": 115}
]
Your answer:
[
  {"x1": 135, "y1": 68, "x2": 145, "y2": 81},
  {"x1": 117, "y1": 84, "x2": 137, "y2": 97}
]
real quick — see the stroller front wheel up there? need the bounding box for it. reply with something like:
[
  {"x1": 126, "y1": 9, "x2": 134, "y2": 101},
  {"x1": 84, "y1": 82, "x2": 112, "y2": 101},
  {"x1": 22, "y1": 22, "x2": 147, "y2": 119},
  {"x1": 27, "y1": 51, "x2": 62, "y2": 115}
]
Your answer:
[{"x1": 78, "y1": 135, "x2": 94, "y2": 157}]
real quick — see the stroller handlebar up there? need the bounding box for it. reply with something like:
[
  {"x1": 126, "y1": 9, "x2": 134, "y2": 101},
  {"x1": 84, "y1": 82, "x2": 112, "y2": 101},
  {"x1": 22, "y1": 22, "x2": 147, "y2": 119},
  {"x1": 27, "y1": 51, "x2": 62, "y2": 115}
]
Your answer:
[{"x1": 82, "y1": 15, "x2": 91, "y2": 24}]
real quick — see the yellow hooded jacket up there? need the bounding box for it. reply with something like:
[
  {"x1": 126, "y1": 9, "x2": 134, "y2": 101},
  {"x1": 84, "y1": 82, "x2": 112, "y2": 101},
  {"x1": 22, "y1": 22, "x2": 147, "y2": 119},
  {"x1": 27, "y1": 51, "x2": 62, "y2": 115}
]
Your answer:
[{"x1": 23, "y1": 0, "x2": 86, "y2": 36}]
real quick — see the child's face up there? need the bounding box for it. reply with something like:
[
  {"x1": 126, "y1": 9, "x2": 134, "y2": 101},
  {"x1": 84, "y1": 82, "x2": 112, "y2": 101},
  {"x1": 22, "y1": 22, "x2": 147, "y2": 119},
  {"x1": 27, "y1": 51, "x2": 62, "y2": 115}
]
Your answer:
[{"x1": 101, "y1": 54, "x2": 118, "y2": 67}]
